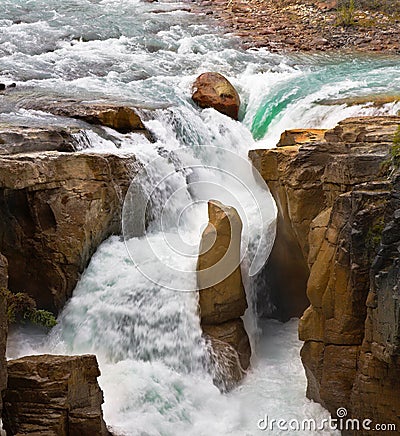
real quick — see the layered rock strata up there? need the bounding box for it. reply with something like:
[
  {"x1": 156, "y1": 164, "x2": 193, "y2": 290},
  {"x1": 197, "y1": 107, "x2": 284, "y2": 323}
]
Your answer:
[
  {"x1": 23, "y1": 101, "x2": 149, "y2": 136},
  {"x1": 250, "y1": 116, "x2": 400, "y2": 432},
  {"x1": 0, "y1": 125, "x2": 79, "y2": 155},
  {"x1": 0, "y1": 151, "x2": 137, "y2": 313},
  {"x1": 197, "y1": 200, "x2": 251, "y2": 389},
  {"x1": 2, "y1": 354, "x2": 110, "y2": 436}
]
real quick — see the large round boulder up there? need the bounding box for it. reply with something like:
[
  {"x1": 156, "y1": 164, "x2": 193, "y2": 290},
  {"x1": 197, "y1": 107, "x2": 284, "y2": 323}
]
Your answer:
[{"x1": 192, "y1": 72, "x2": 241, "y2": 120}]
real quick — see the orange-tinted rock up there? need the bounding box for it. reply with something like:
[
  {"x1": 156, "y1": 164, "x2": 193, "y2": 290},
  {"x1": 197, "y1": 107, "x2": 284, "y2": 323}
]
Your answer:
[
  {"x1": 198, "y1": 200, "x2": 247, "y2": 324},
  {"x1": 3, "y1": 354, "x2": 110, "y2": 436},
  {"x1": 277, "y1": 128, "x2": 327, "y2": 147},
  {"x1": 315, "y1": 1, "x2": 338, "y2": 11},
  {"x1": 197, "y1": 200, "x2": 250, "y2": 388},
  {"x1": 318, "y1": 94, "x2": 400, "y2": 107},
  {"x1": 50, "y1": 103, "x2": 147, "y2": 134},
  {"x1": 17, "y1": 98, "x2": 149, "y2": 136},
  {"x1": 192, "y1": 72, "x2": 240, "y2": 120},
  {"x1": 251, "y1": 115, "x2": 400, "y2": 428},
  {"x1": 249, "y1": 116, "x2": 400, "y2": 320}
]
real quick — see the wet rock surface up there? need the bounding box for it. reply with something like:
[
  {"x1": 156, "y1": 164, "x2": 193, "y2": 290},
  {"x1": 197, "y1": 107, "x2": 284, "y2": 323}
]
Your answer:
[
  {"x1": 2, "y1": 354, "x2": 110, "y2": 436},
  {"x1": 0, "y1": 98, "x2": 148, "y2": 315},
  {"x1": 0, "y1": 125, "x2": 80, "y2": 155},
  {"x1": 197, "y1": 200, "x2": 251, "y2": 389},
  {"x1": 192, "y1": 72, "x2": 241, "y2": 120},
  {"x1": 25, "y1": 100, "x2": 149, "y2": 135}
]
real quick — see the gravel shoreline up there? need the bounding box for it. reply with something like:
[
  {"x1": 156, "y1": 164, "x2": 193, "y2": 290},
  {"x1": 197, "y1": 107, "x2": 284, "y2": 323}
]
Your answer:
[{"x1": 186, "y1": 0, "x2": 400, "y2": 53}]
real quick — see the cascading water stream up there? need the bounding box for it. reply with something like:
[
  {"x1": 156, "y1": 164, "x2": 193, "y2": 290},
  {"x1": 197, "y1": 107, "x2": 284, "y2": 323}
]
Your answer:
[{"x1": 2, "y1": 1, "x2": 400, "y2": 435}]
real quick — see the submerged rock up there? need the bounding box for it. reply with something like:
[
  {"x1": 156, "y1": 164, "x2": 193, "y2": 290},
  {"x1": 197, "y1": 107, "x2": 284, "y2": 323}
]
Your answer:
[
  {"x1": 2, "y1": 354, "x2": 111, "y2": 436},
  {"x1": 250, "y1": 115, "x2": 400, "y2": 431},
  {"x1": 202, "y1": 319, "x2": 251, "y2": 387},
  {"x1": 0, "y1": 83, "x2": 16, "y2": 92},
  {"x1": 192, "y1": 72, "x2": 241, "y2": 120},
  {"x1": 197, "y1": 200, "x2": 250, "y2": 389}
]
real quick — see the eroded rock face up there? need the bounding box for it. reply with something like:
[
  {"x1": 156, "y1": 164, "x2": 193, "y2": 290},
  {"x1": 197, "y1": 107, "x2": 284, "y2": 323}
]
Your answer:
[
  {"x1": 0, "y1": 151, "x2": 137, "y2": 313},
  {"x1": 192, "y1": 72, "x2": 241, "y2": 120},
  {"x1": 197, "y1": 200, "x2": 250, "y2": 389},
  {"x1": 9, "y1": 94, "x2": 150, "y2": 136},
  {"x1": 0, "y1": 253, "x2": 8, "y2": 417},
  {"x1": 198, "y1": 200, "x2": 247, "y2": 324},
  {"x1": 318, "y1": 94, "x2": 400, "y2": 107},
  {"x1": 32, "y1": 101, "x2": 148, "y2": 135},
  {"x1": 0, "y1": 125, "x2": 79, "y2": 155},
  {"x1": 0, "y1": 253, "x2": 8, "y2": 289},
  {"x1": 2, "y1": 354, "x2": 110, "y2": 436},
  {"x1": 250, "y1": 116, "x2": 400, "y2": 430},
  {"x1": 277, "y1": 128, "x2": 327, "y2": 147}
]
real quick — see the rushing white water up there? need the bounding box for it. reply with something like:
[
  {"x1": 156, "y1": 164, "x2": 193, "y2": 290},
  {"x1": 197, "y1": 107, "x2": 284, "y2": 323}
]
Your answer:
[{"x1": 3, "y1": 0, "x2": 400, "y2": 435}]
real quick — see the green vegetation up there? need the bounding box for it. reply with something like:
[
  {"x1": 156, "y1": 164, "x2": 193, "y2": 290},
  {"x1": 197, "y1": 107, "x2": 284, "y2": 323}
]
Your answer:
[
  {"x1": 391, "y1": 125, "x2": 400, "y2": 166},
  {"x1": 0, "y1": 288, "x2": 57, "y2": 328},
  {"x1": 366, "y1": 216, "x2": 385, "y2": 253},
  {"x1": 336, "y1": 0, "x2": 356, "y2": 27},
  {"x1": 336, "y1": 0, "x2": 400, "y2": 26},
  {"x1": 357, "y1": 0, "x2": 400, "y2": 13}
]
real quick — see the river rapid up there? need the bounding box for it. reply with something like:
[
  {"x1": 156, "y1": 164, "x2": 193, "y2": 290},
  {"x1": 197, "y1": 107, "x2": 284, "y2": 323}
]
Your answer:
[{"x1": 2, "y1": 1, "x2": 400, "y2": 435}]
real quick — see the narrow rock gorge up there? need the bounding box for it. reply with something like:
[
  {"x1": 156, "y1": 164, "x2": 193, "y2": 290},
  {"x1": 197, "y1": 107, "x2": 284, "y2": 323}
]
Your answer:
[
  {"x1": 2, "y1": 0, "x2": 400, "y2": 433},
  {"x1": 250, "y1": 115, "x2": 400, "y2": 431}
]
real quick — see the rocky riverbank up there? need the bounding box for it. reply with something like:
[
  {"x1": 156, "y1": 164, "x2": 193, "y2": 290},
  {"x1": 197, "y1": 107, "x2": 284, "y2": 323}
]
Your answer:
[
  {"x1": 0, "y1": 99, "x2": 146, "y2": 434},
  {"x1": 188, "y1": 0, "x2": 400, "y2": 52}
]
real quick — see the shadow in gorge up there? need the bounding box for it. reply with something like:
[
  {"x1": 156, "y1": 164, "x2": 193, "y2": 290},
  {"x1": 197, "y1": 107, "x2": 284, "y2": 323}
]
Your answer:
[{"x1": 254, "y1": 213, "x2": 310, "y2": 322}]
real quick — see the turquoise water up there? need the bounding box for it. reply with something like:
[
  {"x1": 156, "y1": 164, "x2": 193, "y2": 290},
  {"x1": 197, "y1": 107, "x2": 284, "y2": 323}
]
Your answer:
[
  {"x1": 2, "y1": 1, "x2": 400, "y2": 435},
  {"x1": 242, "y1": 53, "x2": 400, "y2": 143}
]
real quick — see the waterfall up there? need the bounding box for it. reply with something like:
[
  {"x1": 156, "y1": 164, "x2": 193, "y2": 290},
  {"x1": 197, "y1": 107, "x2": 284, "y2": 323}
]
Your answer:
[{"x1": 3, "y1": 0, "x2": 400, "y2": 435}]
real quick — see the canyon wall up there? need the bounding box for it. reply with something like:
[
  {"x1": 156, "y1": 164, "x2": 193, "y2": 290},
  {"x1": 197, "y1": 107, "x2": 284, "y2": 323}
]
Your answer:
[
  {"x1": 0, "y1": 147, "x2": 137, "y2": 314},
  {"x1": 0, "y1": 105, "x2": 147, "y2": 433},
  {"x1": 250, "y1": 116, "x2": 400, "y2": 432},
  {"x1": 2, "y1": 354, "x2": 110, "y2": 436},
  {"x1": 0, "y1": 253, "x2": 8, "y2": 418}
]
